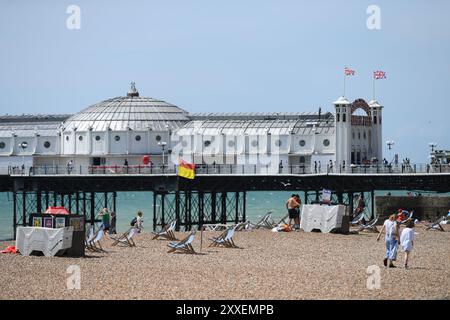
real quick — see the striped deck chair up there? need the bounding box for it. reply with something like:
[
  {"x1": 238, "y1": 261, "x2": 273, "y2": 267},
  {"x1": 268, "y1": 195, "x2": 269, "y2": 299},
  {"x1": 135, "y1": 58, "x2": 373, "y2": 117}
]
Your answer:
[
  {"x1": 167, "y1": 231, "x2": 196, "y2": 254},
  {"x1": 358, "y1": 216, "x2": 379, "y2": 233},
  {"x1": 209, "y1": 225, "x2": 240, "y2": 248},
  {"x1": 85, "y1": 226, "x2": 96, "y2": 251},
  {"x1": 152, "y1": 220, "x2": 177, "y2": 240},
  {"x1": 110, "y1": 227, "x2": 138, "y2": 247},
  {"x1": 253, "y1": 211, "x2": 275, "y2": 229},
  {"x1": 274, "y1": 213, "x2": 289, "y2": 227},
  {"x1": 426, "y1": 216, "x2": 446, "y2": 232},
  {"x1": 88, "y1": 229, "x2": 105, "y2": 252},
  {"x1": 350, "y1": 211, "x2": 365, "y2": 226}
]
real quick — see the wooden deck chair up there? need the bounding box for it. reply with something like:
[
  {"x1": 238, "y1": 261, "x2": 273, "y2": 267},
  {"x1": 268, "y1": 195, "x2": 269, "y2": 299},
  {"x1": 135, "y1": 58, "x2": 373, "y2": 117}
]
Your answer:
[
  {"x1": 274, "y1": 213, "x2": 289, "y2": 227},
  {"x1": 426, "y1": 217, "x2": 446, "y2": 232},
  {"x1": 350, "y1": 211, "x2": 365, "y2": 226},
  {"x1": 209, "y1": 225, "x2": 240, "y2": 248},
  {"x1": 252, "y1": 211, "x2": 275, "y2": 229},
  {"x1": 85, "y1": 226, "x2": 96, "y2": 251},
  {"x1": 167, "y1": 231, "x2": 196, "y2": 254},
  {"x1": 89, "y1": 229, "x2": 106, "y2": 252},
  {"x1": 110, "y1": 227, "x2": 138, "y2": 247},
  {"x1": 358, "y1": 216, "x2": 379, "y2": 233},
  {"x1": 152, "y1": 220, "x2": 177, "y2": 240}
]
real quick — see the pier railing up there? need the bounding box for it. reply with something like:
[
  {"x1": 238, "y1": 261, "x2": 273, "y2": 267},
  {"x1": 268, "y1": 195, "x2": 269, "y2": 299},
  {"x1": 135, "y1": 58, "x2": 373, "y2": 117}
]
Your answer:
[{"x1": 4, "y1": 163, "x2": 450, "y2": 176}]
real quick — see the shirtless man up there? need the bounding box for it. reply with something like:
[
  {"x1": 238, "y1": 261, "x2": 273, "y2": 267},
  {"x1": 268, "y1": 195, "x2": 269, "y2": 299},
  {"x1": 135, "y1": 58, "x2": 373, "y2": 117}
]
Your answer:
[{"x1": 286, "y1": 194, "x2": 301, "y2": 230}]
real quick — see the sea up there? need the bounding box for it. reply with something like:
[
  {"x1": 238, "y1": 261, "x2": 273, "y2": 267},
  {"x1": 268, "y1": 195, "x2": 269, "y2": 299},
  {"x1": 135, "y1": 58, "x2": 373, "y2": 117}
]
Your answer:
[{"x1": 0, "y1": 190, "x2": 448, "y2": 241}]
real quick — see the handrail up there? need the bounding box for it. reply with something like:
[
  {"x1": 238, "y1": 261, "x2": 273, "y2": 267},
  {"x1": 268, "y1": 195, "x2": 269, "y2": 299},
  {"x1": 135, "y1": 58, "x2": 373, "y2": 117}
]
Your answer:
[{"x1": 4, "y1": 163, "x2": 450, "y2": 176}]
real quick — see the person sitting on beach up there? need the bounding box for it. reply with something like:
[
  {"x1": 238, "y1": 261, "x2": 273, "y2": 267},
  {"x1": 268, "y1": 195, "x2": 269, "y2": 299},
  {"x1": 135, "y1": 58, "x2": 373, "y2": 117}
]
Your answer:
[
  {"x1": 396, "y1": 209, "x2": 412, "y2": 223},
  {"x1": 400, "y1": 219, "x2": 415, "y2": 269},
  {"x1": 285, "y1": 194, "x2": 301, "y2": 230},
  {"x1": 377, "y1": 214, "x2": 400, "y2": 268}
]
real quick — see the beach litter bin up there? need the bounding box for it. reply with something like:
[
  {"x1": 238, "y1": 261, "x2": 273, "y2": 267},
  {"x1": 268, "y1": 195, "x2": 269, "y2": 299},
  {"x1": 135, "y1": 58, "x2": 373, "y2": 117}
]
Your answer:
[
  {"x1": 15, "y1": 226, "x2": 74, "y2": 257},
  {"x1": 300, "y1": 204, "x2": 349, "y2": 234},
  {"x1": 29, "y1": 212, "x2": 86, "y2": 257}
]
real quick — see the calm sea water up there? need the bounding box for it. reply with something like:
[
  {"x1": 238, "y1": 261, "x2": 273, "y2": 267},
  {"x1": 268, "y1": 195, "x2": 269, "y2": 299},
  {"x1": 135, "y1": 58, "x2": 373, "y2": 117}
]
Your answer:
[{"x1": 0, "y1": 190, "x2": 447, "y2": 240}]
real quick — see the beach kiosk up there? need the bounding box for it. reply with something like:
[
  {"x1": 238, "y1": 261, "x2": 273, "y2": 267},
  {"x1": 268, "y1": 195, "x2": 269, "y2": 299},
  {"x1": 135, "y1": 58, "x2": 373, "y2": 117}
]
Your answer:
[{"x1": 28, "y1": 206, "x2": 86, "y2": 257}]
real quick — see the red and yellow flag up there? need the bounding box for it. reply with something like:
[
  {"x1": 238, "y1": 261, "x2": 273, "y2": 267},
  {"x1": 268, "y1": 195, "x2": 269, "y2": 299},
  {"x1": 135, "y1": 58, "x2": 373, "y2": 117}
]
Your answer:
[{"x1": 178, "y1": 159, "x2": 196, "y2": 179}]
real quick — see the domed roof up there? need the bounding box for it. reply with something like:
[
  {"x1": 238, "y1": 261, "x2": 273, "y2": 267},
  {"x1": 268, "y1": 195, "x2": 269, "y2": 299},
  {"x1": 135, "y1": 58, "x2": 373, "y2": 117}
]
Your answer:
[
  {"x1": 333, "y1": 96, "x2": 351, "y2": 105},
  {"x1": 62, "y1": 83, "x2": 190, "y2": 132}
]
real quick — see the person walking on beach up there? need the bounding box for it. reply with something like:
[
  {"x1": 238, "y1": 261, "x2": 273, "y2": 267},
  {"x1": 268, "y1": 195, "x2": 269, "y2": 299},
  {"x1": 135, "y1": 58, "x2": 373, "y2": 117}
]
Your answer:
[
  {"x1": 110, "y1": 211, "x2": 117, "y2": 234},
  {"x1": 400, "y1": 219, "x2": 415, "y2": 269},
  {"x1": 132, "y1": 211, "x2": 144, "y2": 232},
  {"x1": 377, "y1": 214, "x2": 400, "y2": 268},
  {"x1": 286, "y1": 194, "x2": 301, "y2": 230}
]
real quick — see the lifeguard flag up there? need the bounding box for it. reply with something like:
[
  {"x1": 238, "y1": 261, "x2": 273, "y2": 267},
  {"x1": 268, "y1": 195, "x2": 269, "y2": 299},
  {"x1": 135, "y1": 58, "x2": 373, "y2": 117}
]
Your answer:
[{"x1": 178, "y1": 159, "x2": 195, "y2": 179}]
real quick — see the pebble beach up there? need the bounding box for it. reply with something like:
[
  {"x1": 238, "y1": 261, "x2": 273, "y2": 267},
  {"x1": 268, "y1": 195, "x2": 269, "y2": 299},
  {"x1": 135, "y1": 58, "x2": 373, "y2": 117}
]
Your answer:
[{"x1": 0, "y1": 223, "x2": 449, "y2": 300}]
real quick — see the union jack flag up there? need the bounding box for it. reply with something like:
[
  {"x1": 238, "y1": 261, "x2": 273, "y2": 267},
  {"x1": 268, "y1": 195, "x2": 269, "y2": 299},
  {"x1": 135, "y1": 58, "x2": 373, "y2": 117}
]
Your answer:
[
  {"x1": 344, "y1": 67, "x2": 355, "y2": 76},
  {"x1": 373, "y1": 70, "x2": 386, "y2": 79}
]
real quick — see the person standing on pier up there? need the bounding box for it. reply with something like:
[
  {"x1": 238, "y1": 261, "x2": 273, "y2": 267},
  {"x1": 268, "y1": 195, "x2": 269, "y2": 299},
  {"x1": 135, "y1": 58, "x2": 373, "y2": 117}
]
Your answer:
[
  {"x1": 314, "y1": 161, "x2": 318, "y2": 173},
  {"x1": 377, "y1": 214, "x2": 400, "y2": 268}
]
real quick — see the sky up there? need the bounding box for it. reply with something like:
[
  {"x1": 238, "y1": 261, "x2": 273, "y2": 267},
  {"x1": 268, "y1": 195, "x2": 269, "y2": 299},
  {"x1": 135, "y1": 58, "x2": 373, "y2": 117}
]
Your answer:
[{"x1": 0, "y1": 0, "x2": 449, "y2": 162}]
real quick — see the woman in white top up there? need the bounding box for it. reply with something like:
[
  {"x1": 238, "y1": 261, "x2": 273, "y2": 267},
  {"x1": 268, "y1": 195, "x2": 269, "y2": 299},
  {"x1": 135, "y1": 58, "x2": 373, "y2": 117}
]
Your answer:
[
  {"x1": 377, "y1": 214, "x2": 400, "y2": 268},
  {"x1": 400, "y1": 219, "x2": 415, "y2": 269}
]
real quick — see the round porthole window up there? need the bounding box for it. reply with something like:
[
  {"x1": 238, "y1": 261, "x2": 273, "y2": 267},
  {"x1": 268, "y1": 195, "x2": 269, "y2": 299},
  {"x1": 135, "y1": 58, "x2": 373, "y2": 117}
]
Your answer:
[
  {"x1": 78, "y1": 136, "x2": 83, "y2": 141},
  {"x1": 323, "y1": 139, "x2": 330, "y2": 147},
  {"x1": 44, "y1": 141, "x2": 51, "y2": 148},
  {"x1": 274, "y1": 139, "x2": 282, "y2": 147},
  {"x1": 135, "y1": 135, "x2": 141, "y2": 141},
  {"x1": 0, "y1": 142, "x2": 5, "y2": 149},
  {"x1": 181, "y1": 140, "x2": 188, "y2": 148},
  {"x1": 228, "y1": 140, "x2": 235, "y2": 148},
  {"x1": 95, "y1": 136, "x2": 101, "y2": 141},
  {"x1": 299, "y1": 140, "x2": 306, "y2": 147},
  {"x1": 156, "y1": 135, "x2": 161, "y2": 142},
  {"x1": 251, "y1": 140, "x2": 258, "y2": 147},
  {"x1": 204, "y1": 140, "x2": 211, "y2": 147},
  {"x1": 114, "y1": 135, "x2": 120, "y2": 141}
]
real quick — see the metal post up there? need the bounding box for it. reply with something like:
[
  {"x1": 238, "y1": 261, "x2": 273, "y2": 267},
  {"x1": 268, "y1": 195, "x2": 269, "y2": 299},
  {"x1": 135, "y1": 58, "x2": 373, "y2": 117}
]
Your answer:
[
  {"x1": 235, "y1": 192, "x2": 239, "y2": 224},
  {"x1": 242, "y1": 191, "x2": 246, "y2": 222},
  {"x1": 211, "y1": 191, "x2": 216, "y2": 224},
  {"x1": 36, "y1": 191, "x2": 42, "y2": 214},
  {"x1": 221, "y1": 192, "x2": 227, "y2": 224},
  {"x1": 75, "y1": 192, "x2": 80, "y2": 214},
  {"x1": 371, "y1": 189, "x2": 375, "y2": 220},
  {"x1": 161, "y1": 193, "x2": 165, "y2": 227},
  {"x1": 22, "y1": 191, "x2": 26, "y2": 226},
  {"x1": 175, "y1": 191, "x2": 180, "y2": 231},
  {"x1": 13, "y1": 192, "x2": 17, "y2": 239},
  {"x1": 90, "y1": 192, "x2": 95, "y2": 226},
  {"x1": 152, "y1": 192, "x2": 157, "y2": 231}
]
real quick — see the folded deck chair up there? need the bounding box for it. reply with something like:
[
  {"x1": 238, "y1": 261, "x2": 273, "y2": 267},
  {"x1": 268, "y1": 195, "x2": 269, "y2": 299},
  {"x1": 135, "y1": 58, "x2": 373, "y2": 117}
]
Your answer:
[
  {"x1": 252, "y1": 211, "x2": 275, "y2": 229},
  {"x1": 426, "y1": 217, "x2": 446, "y2": 232},
  {"x1": 167, "y1": 231, "x2": 196, "y2": 254},
  {"x1": 209, "y1": 225, "x2": 240, "y2": 248},
  {"x1": 358, "y1": 216, "x2": 379, "y2": 233},
  {"x1": 110, "y1": 227, "x2": 138, "y2": 247},
  {"x1": 152, "y1": 219, "x2": 177, "y2": 240}
]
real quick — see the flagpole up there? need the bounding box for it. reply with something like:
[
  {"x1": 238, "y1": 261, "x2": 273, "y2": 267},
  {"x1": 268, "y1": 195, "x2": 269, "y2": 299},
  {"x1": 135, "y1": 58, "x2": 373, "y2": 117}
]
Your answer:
[
  {"x1": 372, "y1": 76, "x2": 375, "y2": 100},
  {"x1": 343, "y1": 72, "x2": 346, "y2": 97}
]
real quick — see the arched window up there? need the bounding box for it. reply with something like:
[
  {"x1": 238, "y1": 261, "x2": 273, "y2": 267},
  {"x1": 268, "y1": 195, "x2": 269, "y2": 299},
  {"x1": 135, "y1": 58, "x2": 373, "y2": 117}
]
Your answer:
[{"x1": 299, "y1": 156, "x2": 306, "y2": 163}]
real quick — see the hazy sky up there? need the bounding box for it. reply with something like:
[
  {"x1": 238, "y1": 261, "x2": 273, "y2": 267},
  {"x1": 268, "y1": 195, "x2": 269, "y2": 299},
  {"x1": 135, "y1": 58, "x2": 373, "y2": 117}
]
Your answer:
[{"x1": 1, "y1": 0, "x2": 449, "y2": 162}]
